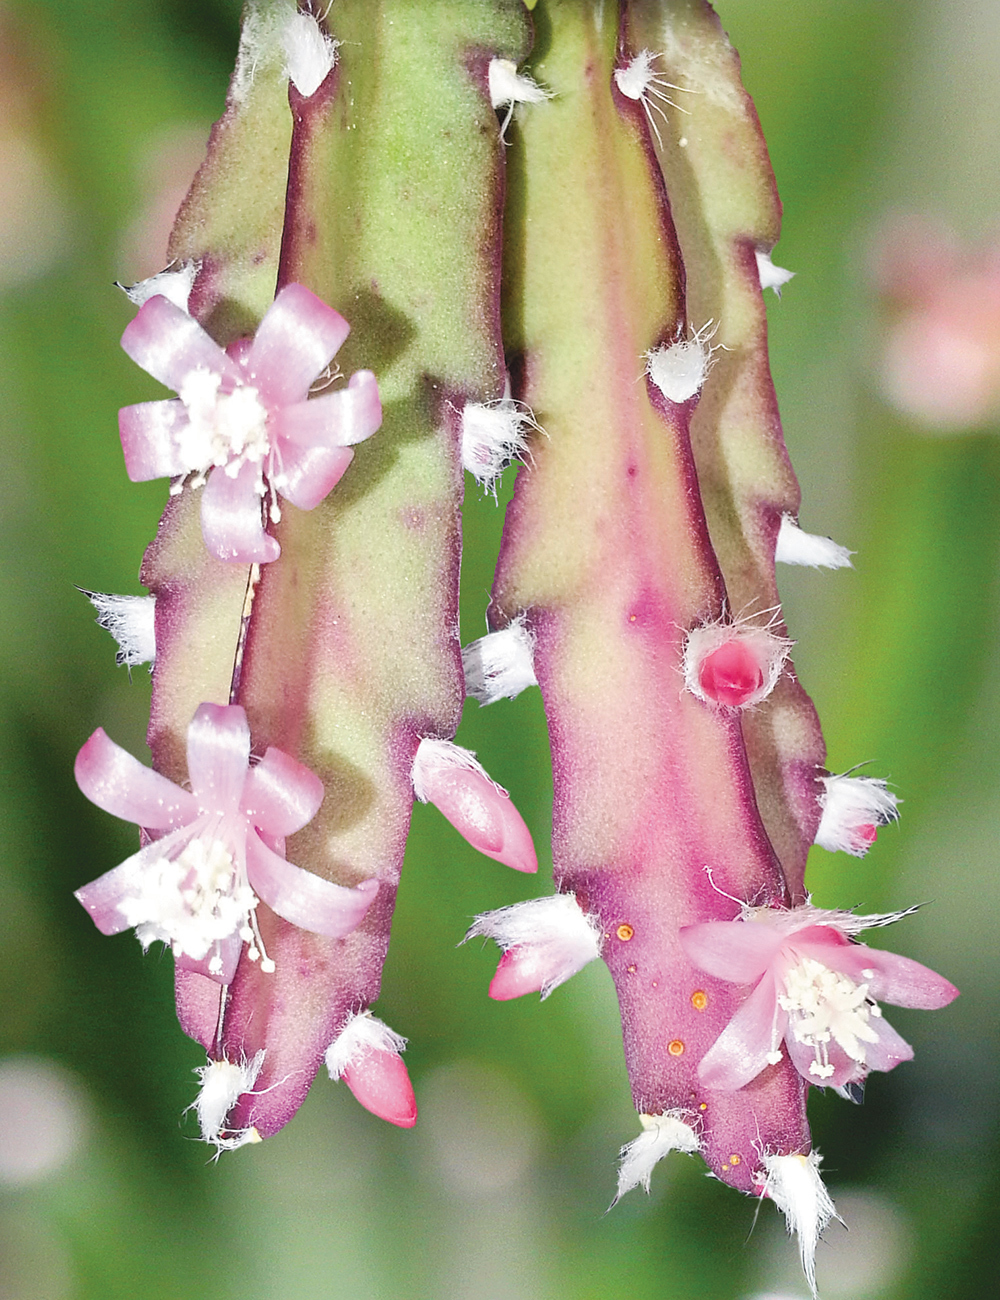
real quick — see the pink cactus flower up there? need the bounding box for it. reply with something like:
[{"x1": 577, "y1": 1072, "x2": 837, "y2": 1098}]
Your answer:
[
  {"x1": 679, "y1": 904, "x2": 958, "y2": 1090},
  {"x1": 118, "y1": 283, "x2": 382, "y2": 562},
  {"x1": 74, "y1": 702, "x2": 379, "y2": 983}
]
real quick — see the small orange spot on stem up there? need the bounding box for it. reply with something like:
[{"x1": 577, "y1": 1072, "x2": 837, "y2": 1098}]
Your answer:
[
  {"x1": 729, "y1": 1154, "x2": 741, "y2": 1166},
  {"x1": 616, "y1": 923, "x2": 634, "y2": 941},
  {"x1": 691, "y1": 990, "x2": 708, "y2": 1011},
  {"x1": 668, "y1": 1039, "x2": 685, "y2": 1056}
]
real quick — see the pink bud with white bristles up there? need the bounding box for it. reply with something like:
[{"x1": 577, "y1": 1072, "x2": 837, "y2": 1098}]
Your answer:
[
  {"x1": 411, "y1": 739, "x2": 537, "y2": 874},
  {"x1": 464, "y1": 893, "x2": 601, "y2": 1000},
  {"x1": 325, "y1": 1012, "x2": 417, "y2": 1129},
  {"x1": 683, "y1": 616, "x2": 792, "y2": 710}
]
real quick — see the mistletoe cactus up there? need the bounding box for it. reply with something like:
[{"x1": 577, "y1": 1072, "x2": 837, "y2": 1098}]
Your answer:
[{"x1": 76, "y1": 0, "x2": 957, "y2": 1292}]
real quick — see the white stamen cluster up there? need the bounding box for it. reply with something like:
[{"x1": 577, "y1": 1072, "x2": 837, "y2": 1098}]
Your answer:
[
  {"x1": 176, "y1": 369, "x2": 272, "y2": 489},
  {"x1": 462, "y1": 614, "x2": 538, "y2": 705},
  {"x1": 775, "y1": 514, "x2": 853, "y2": 569},
  {"x1": 461, "y1": 397, "x2": 540, "y2": 493},
  {"x1": 464, "y1": 892, "x2": 602, "y2": 1000},
  {"x1": 281, "y1": 10, "x2": 339, "y2": 98},
  {"x1": 756, "y1": 1149, "x2": 839, "y2": 1300},
  {"x1": 191, "y1": 1051, "x2": 265, "y2": 1152},
  {"x1": 613, "y1": 1111, "x2": 701, "y2": 1204},
  {"x1": 83, "y1": 590, "x2": 156, "y2": 668},
  {"x1": 815, "y1": 773, "x2": 899, "y2": 856},
  {"x1": 645, "y1": 321, "x2": 720, "y2": 404},
  {"x1": 324, "y1": 1011, "x2": 407, "y2": 1080},
  {"x1": 118, "y1": 832, "x2": 271, "y2": 975},
  {"x1": 614, "y1": 49, "x2": 691, "y2": 148},
  {"x1": 778, "y1": 957, "x2": 880, "y2": 1080}
]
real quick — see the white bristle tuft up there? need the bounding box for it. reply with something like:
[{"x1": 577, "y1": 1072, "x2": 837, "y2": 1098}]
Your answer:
[
  {"x1": 190, "y1": 1051, "x2": 265, "y2": 1152},
  {"x1": 82, "y1": 591, "x2": 156, "y2": 667},
  {"x1": 461, "y1": 397, "x2": 540, "y2": 492},
  {"x1": 775, "y1": 515, "x2": 853, "y2": 569},
  {"x1": 325, "y1": 1011, "x2": 407, "y2": 1080},
  {"x1": 281, "y1": 11, "x2": 339, "y2": 98},
  {"x1": 464, "y1": 893, "x2": 601, "y2": 999},
  {"x1": 462, "y1": 614, "x2": 538, "y2": 705},
  {"x1": 815, "y1": 773, "x2": 899, "y2": 856},
  {"x1": 757, "y1": 1150, "x2": 839, "y2": 1299},
  {"x1": 645, "y1": 322, "x2": 719, "y2": 404},
  {"x1": 755, "y1": 248, "x2": 795, "y2": 297},
  {"x1": 488, "y1": 58, "x2": 552, "y2": 142},
  {"x1": 613, "y1": 1111, "x2": 701, "y2": 1204},
  {"x1": 118, "y1": 261, "x2": 198, "y2": 312}
]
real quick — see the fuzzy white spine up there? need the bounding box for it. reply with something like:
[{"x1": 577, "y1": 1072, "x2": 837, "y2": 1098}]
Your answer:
[
  {"x1": 325, "y1": 1011, "x2": 407, "y2": 1080},
  {"x1": 191, "y1": 1051, "x2": 265, "y2": 1152},
  {"x1": 464, "y1": 893, "x2": 601, "y2": 999},
  {"x1": 759, "y1": 1150, "x2": 839, "y2": 1299},
  {"x1": 815, "y1": 774, "x2": 899, "y2": 856},
  {"x1": 84, "y1": 591, "x2": 156, "y2": 667},
  {"x1": 613, "y1": 1112, "x2": 701, "y2": 1204},
  {"x1": 281, "y1": 10, "x2": 339, "y2": 97},
  {"x1": 461, "y1": 398, "x2": 536, "y2": 491},
  {"x1": 462, "y1": 615, "x2": 538, "y2": 704},
  {"x1": 775, "y1": 515, "x2": 853, "y2": 569},
  {"x1": 119, "y1": 261, "x2": 198, "y2": 312},
  {"x1": 645, "y1": 322, "x2": 719, "y2": 404},
  {"x1": 755, "y1": 248, "x2": 796, "y2": 297},
  {"x1": 488, "y1": 58, "x2": 550, "y2": 109},
  {"x1": 411, "y1": 738, "x2": 500, "y2": 804}
]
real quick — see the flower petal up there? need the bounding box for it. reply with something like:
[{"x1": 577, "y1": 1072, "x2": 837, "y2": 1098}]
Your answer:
[
  {"x1": 74, "y1": 827, "x2": 193, "y2": 935},
  {"x1": 241, "y1": 746, "x2": 324, "y2": 837},
  {"x1": 795, "y1": 939, "x2": 959, "y2": 1010},
  {"x1": 245, "y1": 833, "x2": 379, "y2": 937},
  {"x1": 75, "y1": 727, "x2": 196, "y2": 829},
  {"x1": 679, "y1": 919, "x2": 785, "y2": 984},
  {"x1": 175, "y1": 931, "x2": 243, "y2": 985},
  {"x1": 272, "y1": 370, "x2": 383, "y2": 449},
  {"x1": 185, "y1": 704, "x2": 252, "y2": 813},
  {"x1": 121, "y1": 294, "x2": 238, "y2": 392},
  {"x1": 244, "y1": 283, "x2": 350, "y2": 406},
  {"x1": 784, "y1": 1024, "x2": 859, "y2": 1089},
  {"x1": 118, "y1": 401, "x2": 190, "y2": 481},
  {"x1": 275, "y1": 442, "x2": 354, "y2": 511},
  {"x1": 697, "y1": 972, "x2": 786, "y2": 1090},
  {"x1": 863, "y1": 1016, "x2": 915, "y2": 1072},
  {"x1": 200, "y1": 461, "x2": 280, "y2": 564}
]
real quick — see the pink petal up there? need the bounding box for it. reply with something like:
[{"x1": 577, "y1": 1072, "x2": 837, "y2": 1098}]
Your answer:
[
  {"x1": 241, "y1": 746, "x2": 324, "y2": 837},
  {"x1": 74, "y1": 826, "x2": 193, "y2": 935},
  {"x1": 784, "y1": 1024, "x2": 860, "y2": 1089},
  {"x1": 175, "y1": 931, "x2": 243, "y2": 985},
  {"x1": 697, "y1": 973, "x2": 786, "y2": 1090},
  {"x1": 272, "y1": 370, "x2": 383, "y2": 449},
  {"x1": 121, "y1": 294, "x2": 239, "y2": 392},
  {"x1": 200, "y1": 461, "x2": 280, "y2": 564},
  {"x1": 185, "y1": 703, "x2": 252, "y2": 813},
  {"x1": 118, "y1": 401, "x2": 190, "y2": 481},
  {"x1": 423, "y1": 767, "x2": 538, "y2": 873},
  {"x1": 244, "y1": 833, "x2": 379, "y2": 937},
  {"x1": 679, "y1": 920, "x2": 785, "y2": 984},
  {"x1": 342, "y1": 1048, "x2": 417, "y2": 1128},
  {"x1": 244, "y1": 284, "x2": 350, "y2": 406},
  {"x1": 75, "y1": 728, "x2": 197, "y2": 829},
  {"x1": 863, "y1": 1017, "x2": 915, "y2": 1072},
  {"x1": 795, "y1": 939, "x2": 959, "y2": 1010},
  {"x1": 275, "y1": 442, "x2": 354, "y2": 511}
]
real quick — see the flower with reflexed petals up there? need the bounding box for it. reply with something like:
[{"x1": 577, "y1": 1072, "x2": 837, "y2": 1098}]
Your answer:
[
  {"x1": 74, "y1": 702, "x2": 378, "y2": 983},
  {"x1": 679, "y1": 904, "x2": 958, "y2": 1090},
  {"x1": 118, "y1": 283, "x2": 382, "y2": 562}
]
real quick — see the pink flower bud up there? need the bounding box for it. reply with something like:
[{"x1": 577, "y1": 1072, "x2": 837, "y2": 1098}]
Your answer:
[
  {"x1": 411, "y1": 739, "x2": 537, "y2": 874},
  {"x1": 683, "y1": 618, "x2": 791, "y2": 710},
  {"x1": 325, "y1": 1012, "x2": 416, "y2": 1128}
]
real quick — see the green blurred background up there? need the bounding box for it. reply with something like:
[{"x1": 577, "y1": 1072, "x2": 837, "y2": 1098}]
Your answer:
[{"x1": 1, "y1": 1, "x2": 997, "y2": 1296}]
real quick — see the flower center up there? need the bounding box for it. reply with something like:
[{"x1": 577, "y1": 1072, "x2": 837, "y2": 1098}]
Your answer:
[
  {"x1": 119, "y1": 834, "x2": 259, "y2": 968},
  {"x1": 777, "y1": 956, "x2": 881, "y2": 1079},
  {"x1": 177, "y1": 369, "x2": 271, "y2": 483}
]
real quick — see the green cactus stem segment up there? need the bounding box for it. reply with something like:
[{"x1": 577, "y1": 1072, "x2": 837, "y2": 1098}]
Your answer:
[
  {"x1": 624, "y1": 0, "x2": 826, "y2": 903},
  {"x1": 492, "y1": 0, "x2": 809, "y2": 1191}
]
